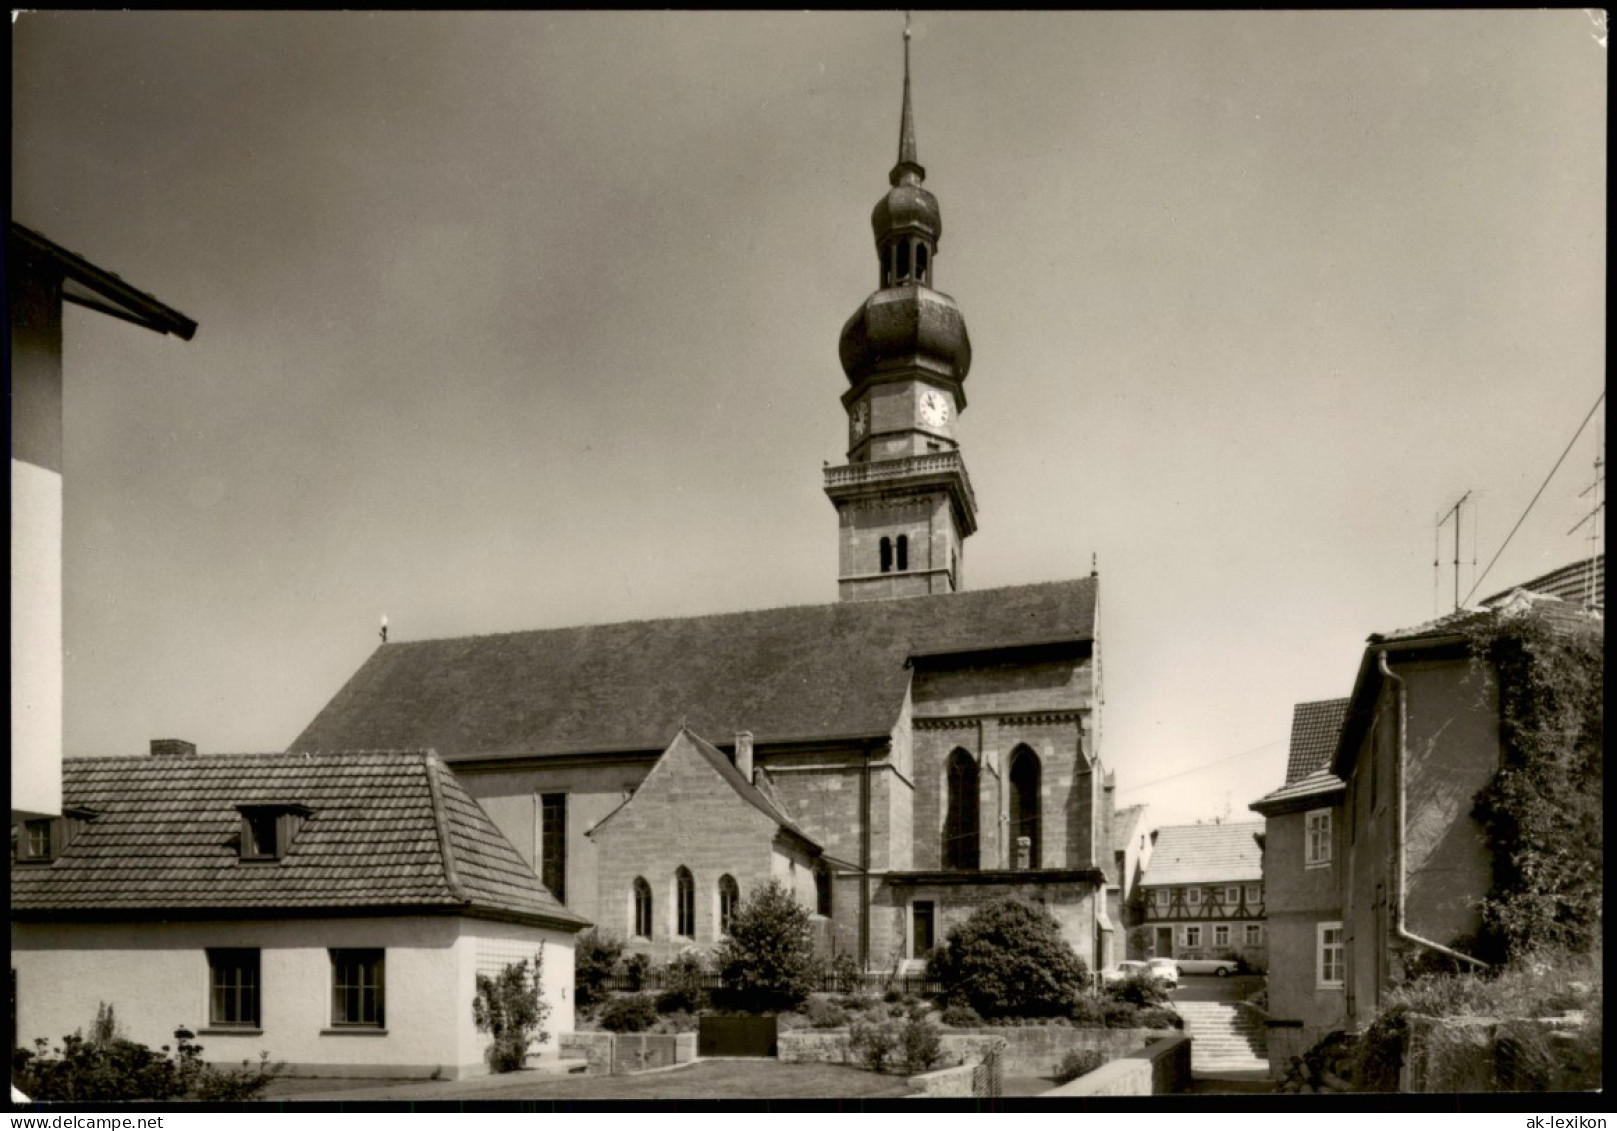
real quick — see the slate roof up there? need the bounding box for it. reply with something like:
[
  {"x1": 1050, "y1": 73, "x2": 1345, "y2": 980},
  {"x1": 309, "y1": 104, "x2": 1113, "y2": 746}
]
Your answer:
[
  {"x1": 291, "y1": 578, "x2": 1097, "y2": 761},
  {"x1": 1483, "y1": 553, "x2": 1603, "y2": 611},
  {"x1": 1284, "y1": 698, "x2": 1349, "y2": 785},
  {"x1": 1250, "y1": 766, "x2": 1345, "y2": 814},
  {"x1": 11, "y1": 751, "x2": 587, "y2": 930},
  {"x1": 1139, "y1": 821, "x2": 1265, "y2": 887},
  {"x1": 1112, "y1": 804, "x2": 1147, "y2": 854}
]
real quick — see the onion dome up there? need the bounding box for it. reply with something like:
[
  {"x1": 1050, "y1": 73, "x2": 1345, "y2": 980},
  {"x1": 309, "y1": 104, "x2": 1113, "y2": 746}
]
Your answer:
[{"x1": 839, "y1": 287, "x2": 972, "y2": 385}]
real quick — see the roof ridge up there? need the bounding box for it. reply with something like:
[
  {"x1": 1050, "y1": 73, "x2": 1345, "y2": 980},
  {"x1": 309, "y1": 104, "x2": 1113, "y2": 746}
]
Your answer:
[
  {"x1": 370, "y1": 576, "x2": 1098, "y2": 650},
  {"x1": 422, "y1": 753, "x2": 468, "y2": 905}
]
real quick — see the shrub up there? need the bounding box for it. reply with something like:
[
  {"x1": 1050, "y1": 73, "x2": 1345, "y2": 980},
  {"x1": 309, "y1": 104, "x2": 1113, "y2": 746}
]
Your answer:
[
  {"x1": 1136, "y1": 1006, "x2": 1182, "y2": 1030},
  {"x1": 900, "y1": 1015, "x2": 942, "y2": 1073},
  {"x1": 1069, "y1": 996, "x2": 1107, "y2": 1028},
  {"x1": 712, "y1": 879, "x2": 818, "y2": 1013},
  {"x1": 12, "y1": 1009, "x2": 282, "y2": 1102},
  {"x1": 573, "y1": 929, "x2": 624, "y2": 1011},
  {"x1": 597, "y1": 994, "x2": 659, "y2": 1033},
  {"x1": 1101, "y1": 1001, "x2": 1141, "y2": 1028},
  {"x1": 848, "y1": 1016, "x2": 904, "y2": 1073},
  {"x1": 939, "y1": 1002, "x2": 984, "y2": 1028},
  {"x1": 805, "y1": 997, "x2": 850, "y2": 1029},
  {"x1": 1055, "y1": 1048, "x2": 1106, "y2": 1083},
  {"x1": 927, "y1": 897, "x2": 1089, "y2": 1019},
  {"x1": 472, "y1": 947, "x2": 552, "y2": 1072},
  {"x1": 828, "y1": 951, "x2": 863, "y2": 992},
  {"x1": 1107, "y1": 970, "x2": 1171, "y2": 1008},
  {"x1": 621, "y1": 953, "x2": 651, "y2": 993},
  {"x1": 882, "y1": 987, "x2": 903, "y2": 1004},
  {"x1": 656, "y1": 948, "x2": 710, "y2": 1014}
]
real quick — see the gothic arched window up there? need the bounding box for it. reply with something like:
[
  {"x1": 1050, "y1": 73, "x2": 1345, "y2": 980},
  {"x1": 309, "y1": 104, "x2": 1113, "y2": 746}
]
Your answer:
[
  {"x1": 880, "y1": 537, "x2": 893, "y2": 574},
  {"x1": 943, "y1": 748, "x2": 979, "y2": 870},
  {"x1": 633, "y1": 877, "x2": 653, "y2": 938},
  {"x1": 896, "y1": 534, "x2": 909, "y2": 572},
  {"x1": 1008, "y1": 746, "x2": 1042, "y2": 870},
  {"x1": 675, "y1": 866, "x2": 695, "y2": 938},
  {"x1": 718, "y1": 874, "x2": 740, "y2": 935},
  {"x1": 814, "y1": 862, "x2": 833, "y2": 916}
]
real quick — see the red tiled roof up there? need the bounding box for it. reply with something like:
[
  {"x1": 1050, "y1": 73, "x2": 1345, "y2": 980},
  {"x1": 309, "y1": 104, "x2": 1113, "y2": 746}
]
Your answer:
[
  {"x1": 1250, "y1": 766, "x2": 1345, "y2": 814},
  {"x1": 1483, "y1": 553, "x2": 1603, "y2": 611},
  {"x1": 1139, "y1": 821, "x2": 1265, "y2": 887},
  {"x1": 291, "y1": 579, "x2": 1098, "y2": 760},
  {"x1": 11, "y1": 751, "x2": 587, "y2": 930},
  {"x1": 1284, "y1": 698, "x2": 1349, "y2": 784}
]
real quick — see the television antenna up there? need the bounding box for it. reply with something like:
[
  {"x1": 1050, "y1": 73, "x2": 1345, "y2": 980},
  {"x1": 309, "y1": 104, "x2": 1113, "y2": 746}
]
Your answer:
[
  {"x1": 1434, "y1": 491, "x2": 1474, "y2": 612},
  {"x1": 1568, "y1": 417, "x2": 1604, "y2": 610}
]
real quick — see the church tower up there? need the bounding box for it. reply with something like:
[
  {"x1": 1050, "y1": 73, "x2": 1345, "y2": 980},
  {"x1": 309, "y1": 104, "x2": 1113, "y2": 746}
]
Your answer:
[{"x1": 825, "y1": 21, "x2": 977, "y2": 602}]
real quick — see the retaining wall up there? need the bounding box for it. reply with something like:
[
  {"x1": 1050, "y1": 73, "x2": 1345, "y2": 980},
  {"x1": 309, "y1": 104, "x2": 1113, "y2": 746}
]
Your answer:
[
  {"x1": 557, "y1": 1031, "x2": 696, "y2": 1075},
  {"x1": 778, "y1": 1026, "x2": 1163, "y2": 1076},
  {"x1": 1044, "y1": 1033, "x2": 1191, "y2": 1096}
]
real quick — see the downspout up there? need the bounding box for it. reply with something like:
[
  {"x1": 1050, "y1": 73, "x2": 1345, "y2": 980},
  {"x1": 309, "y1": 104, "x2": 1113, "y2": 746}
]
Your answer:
[
  {"x1": 1378, "y1": 651, "x2": 1487, "y2": 971},
  {"x1": 860, "y1": 743, "x2": 872, "y2": 971}
]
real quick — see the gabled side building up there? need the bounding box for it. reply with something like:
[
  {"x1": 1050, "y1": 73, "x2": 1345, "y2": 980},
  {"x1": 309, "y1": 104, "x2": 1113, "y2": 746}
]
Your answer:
[
  {"x1": 1249, "y1": 698, "x2": 1349, "y2": 1074},
  {"x1": 12, "y1": 747, "x2": 588, "y2": 1080},
  {"x1": 1137, "y1": 821, "x2": 1266, "y2": 972}
]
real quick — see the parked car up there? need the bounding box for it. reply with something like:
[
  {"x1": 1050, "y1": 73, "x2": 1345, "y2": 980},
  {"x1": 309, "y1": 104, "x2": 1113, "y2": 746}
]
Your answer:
[
  {"x1": 1098, "y1": 960, "x2": 1153, "y2": 986},
  {"x1": 1146, "y1": 958, "x2": 1181, "y2": 987},
  {"x1": 1173, "y1": 952, "x2": 1240, "y2": 977}
]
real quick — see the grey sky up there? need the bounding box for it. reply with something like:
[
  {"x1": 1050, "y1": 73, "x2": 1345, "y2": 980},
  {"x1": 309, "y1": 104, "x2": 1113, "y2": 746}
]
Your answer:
[{"x1": 13, "y1": 11, "x2": 1605, "y2": 830}]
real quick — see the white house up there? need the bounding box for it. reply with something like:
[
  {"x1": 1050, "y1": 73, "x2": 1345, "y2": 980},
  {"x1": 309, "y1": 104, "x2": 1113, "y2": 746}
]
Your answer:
[{"x1": 11, "y1": 745, "x2": 588, "y2": 1080}]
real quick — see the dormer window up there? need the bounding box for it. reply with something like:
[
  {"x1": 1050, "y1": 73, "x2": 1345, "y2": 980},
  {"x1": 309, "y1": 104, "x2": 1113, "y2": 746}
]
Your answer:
[
  {"x1": 15, "y1": 808, "x2": 98, "y2": 864},
  {"x1": 237, "y1": 804, "x2": 312, "y2": 862}
]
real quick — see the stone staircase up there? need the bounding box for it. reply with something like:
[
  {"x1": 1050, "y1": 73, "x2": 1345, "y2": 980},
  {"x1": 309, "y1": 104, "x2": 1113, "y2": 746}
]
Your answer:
[{"x1": 1173, "y1": 1000, "x2": 1270, "y2": 1074}]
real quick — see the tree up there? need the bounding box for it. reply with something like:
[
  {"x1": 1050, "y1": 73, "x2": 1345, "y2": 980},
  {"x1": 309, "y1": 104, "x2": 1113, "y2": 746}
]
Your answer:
[
  {"x1": 926, "y1": 897, "x2": 1089, "y2": 1018},
  {"x1": 712, "y1": 878, "x2": 817, "y2": 1013},
  {"x1": 573, "y1": 928, "x2": 623, "y2": 1011},
  {"x1": 472, "y1": 947, "x2": 552, "y2": 1073}
]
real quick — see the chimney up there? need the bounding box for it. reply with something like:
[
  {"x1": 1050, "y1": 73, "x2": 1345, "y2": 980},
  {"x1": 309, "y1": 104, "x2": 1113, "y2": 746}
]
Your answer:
[
  {"x1": 151, "y1": 738, "x2": 197, "y2": 758},
  {"x1": 734, "y1": 731, "x2": 754, "y2": 782}
]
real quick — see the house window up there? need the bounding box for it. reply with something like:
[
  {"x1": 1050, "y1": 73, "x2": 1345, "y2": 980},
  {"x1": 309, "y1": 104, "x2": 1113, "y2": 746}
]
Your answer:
[
  {"x1": 208, "y1": 949, "x2": 260, "y2": 1029},
  {"x1": 539, "y1": 793, "x2": 566, "y2": 903},
  {"x1": 895, "y1": 534, "x2": 909, "y2": 572},
  {"x1": 912, "y1": 901, "x2": 935, "y2": 957},
  {"x1": 1184, "y1": 926, "x2": 1202, "y2": 948},
  {"x1": 1007, "y1": 746, "x2": 1042, "y2": 869},
  {"x1": 1225, "y1": 886, "x2": 1240, "y2": 906},
  {"x1": 942, "y1": 748, "x2": 979, "y2": 870},
  {"x1": 19, "y1": 819, "x2": 55, "y2": 862},
  {"x1": 880, "y1": 537, "x2": 893, "y2": 573},
  {"x1": 1305, "y1": 809, "x2": 1332, "y2": 868},
  {"x1": 237, "y1": 805, "x2": 310, "y2": 862},
  {"x1": 330, "y1": 949, "x2": 384, "y2": 1028},
  {"x1": 1245, "y1": 924, "x2": 1262, "y2": 946},
  {"x1": 1214, "y1": 925, "x2": 1230, "y2": 947},
  {"x1": 675, "y1": 867, "x2": 695, "y2": 938},
  {"x1": 1318, "y1": 922, "x2": 1344, "y2": 988},
  {"x1": 1186, "y1": 888, "x2": 1201, "y2": 906},
  {"x1": 1246, "y1": 884, "x2": 1261, "y2": 904},
  {"x1": 718, "y1": 874, "x2": 740, "y2": 935},
  {"x1": 814, "y1": 862, "x2": 833, "y2": 917},
  {"x1": 633, "y1": 877, "x2": 653, "y2": 938}
]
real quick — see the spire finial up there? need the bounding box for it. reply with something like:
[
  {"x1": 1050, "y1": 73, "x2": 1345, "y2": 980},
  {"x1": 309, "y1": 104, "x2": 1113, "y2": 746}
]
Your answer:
[{"x1": 894, "y1": 11, "x2": 922, "y2": 183}]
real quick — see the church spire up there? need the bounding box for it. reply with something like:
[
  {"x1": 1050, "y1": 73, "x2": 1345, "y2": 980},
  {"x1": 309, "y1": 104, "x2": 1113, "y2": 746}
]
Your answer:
[{"x1": 892, "y1": 13, "x2": 925, "y2": 187}]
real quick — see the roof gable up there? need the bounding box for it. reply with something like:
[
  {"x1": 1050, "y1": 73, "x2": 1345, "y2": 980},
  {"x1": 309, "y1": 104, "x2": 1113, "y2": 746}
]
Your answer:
[
  {"x1": 589, "y1": 729, "x2": 818, "y2": 848},
  {"x1": 291, "y1": 578, "x2": 1097, "y2": 761},
  {"x1": 1140, "y1": 821, "x2": 1264, "y2": 886},
  {"x1": 11, "y1": 751, "x2": 585, "y2": 929}
]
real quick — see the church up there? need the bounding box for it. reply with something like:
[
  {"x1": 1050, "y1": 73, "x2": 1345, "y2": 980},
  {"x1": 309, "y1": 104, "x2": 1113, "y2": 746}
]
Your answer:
[{"x1": 292, "y1": 36, "x2": 1121, "y2": 975}]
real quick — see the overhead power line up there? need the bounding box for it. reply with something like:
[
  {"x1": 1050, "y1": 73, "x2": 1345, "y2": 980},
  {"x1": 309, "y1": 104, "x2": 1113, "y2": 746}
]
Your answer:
[
  {"x1": 1463, "y1": 389, "x2": 1606, "y2": 605},
  {"x1": 1115, "y1": 737, "x2": 1285, "y2": 795}
]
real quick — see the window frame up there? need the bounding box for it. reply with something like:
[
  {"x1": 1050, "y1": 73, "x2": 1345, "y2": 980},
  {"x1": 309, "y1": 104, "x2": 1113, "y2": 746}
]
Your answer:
[
  {"x1": 1245, "y1": 923, "x2": 1263, "y2": 946},
  {"x1": 633, "y1": 876, "x2": 654, "y2": 939},
  {"x1": 1225, "y1": 886, "x2": 1240, "y2": 906},
  {"x1": 539, "y1": 793, "x2": 567, "y2": 904},
  {"x1": 19, "y1": 818, "x2": 56, "y2": 862},
  {"x1": 1317, "y1": 922, "x2": 1344, "y2": 989},
  {"x1": 718, "y1": 874, "x2": 740, "y2": 936},
  {"x1": 329, "y1": 948, "x2": 385, "y2": 1029},
  {"x1": 814, "y1": 862, "x2": 833, "y2": 917},
  {"x1": 675, "y1": 867, "x2": 695, "y2": 939},
  {"x1": 1183, "y1": 925, "x2": 1202, "y2": 948},
  {"x1": 207, "y1": 948, "x2": 261, "y2": 1030},
  {"x1": 1246, "y1": 883, "x2": 1261, "y2": 904},
  {"x1": 1213, "y1": 924, "x2": 1230, "y2": 947},
  {"x1": 1305, "y1": 808, "x2": 1332, "y2": 869},
  {"x1": 1186, "y1": 887, "x2": 1201, "y2": 906}
]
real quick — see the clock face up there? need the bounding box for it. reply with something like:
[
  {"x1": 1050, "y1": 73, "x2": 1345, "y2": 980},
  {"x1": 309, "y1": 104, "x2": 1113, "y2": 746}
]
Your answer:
[
  {"x1": 919, "y1": 390, "x2": 950, "y2": 428},
  {"x1": 850, "y1": 401, "x2": 869, "y2": 439}
]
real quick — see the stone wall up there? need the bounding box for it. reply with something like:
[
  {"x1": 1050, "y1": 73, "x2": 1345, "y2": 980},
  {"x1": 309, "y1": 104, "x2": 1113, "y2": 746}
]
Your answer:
[
  {"x1": 557, "y1": 1031, "x2": 696, "y2": 1076},
  {"x1": 1043, "y1": 1033, "x2": 1191, "y2": 1097},
  {"x1": 778, "y1": 1026, "x2": 1160, "y2": 1077}
]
